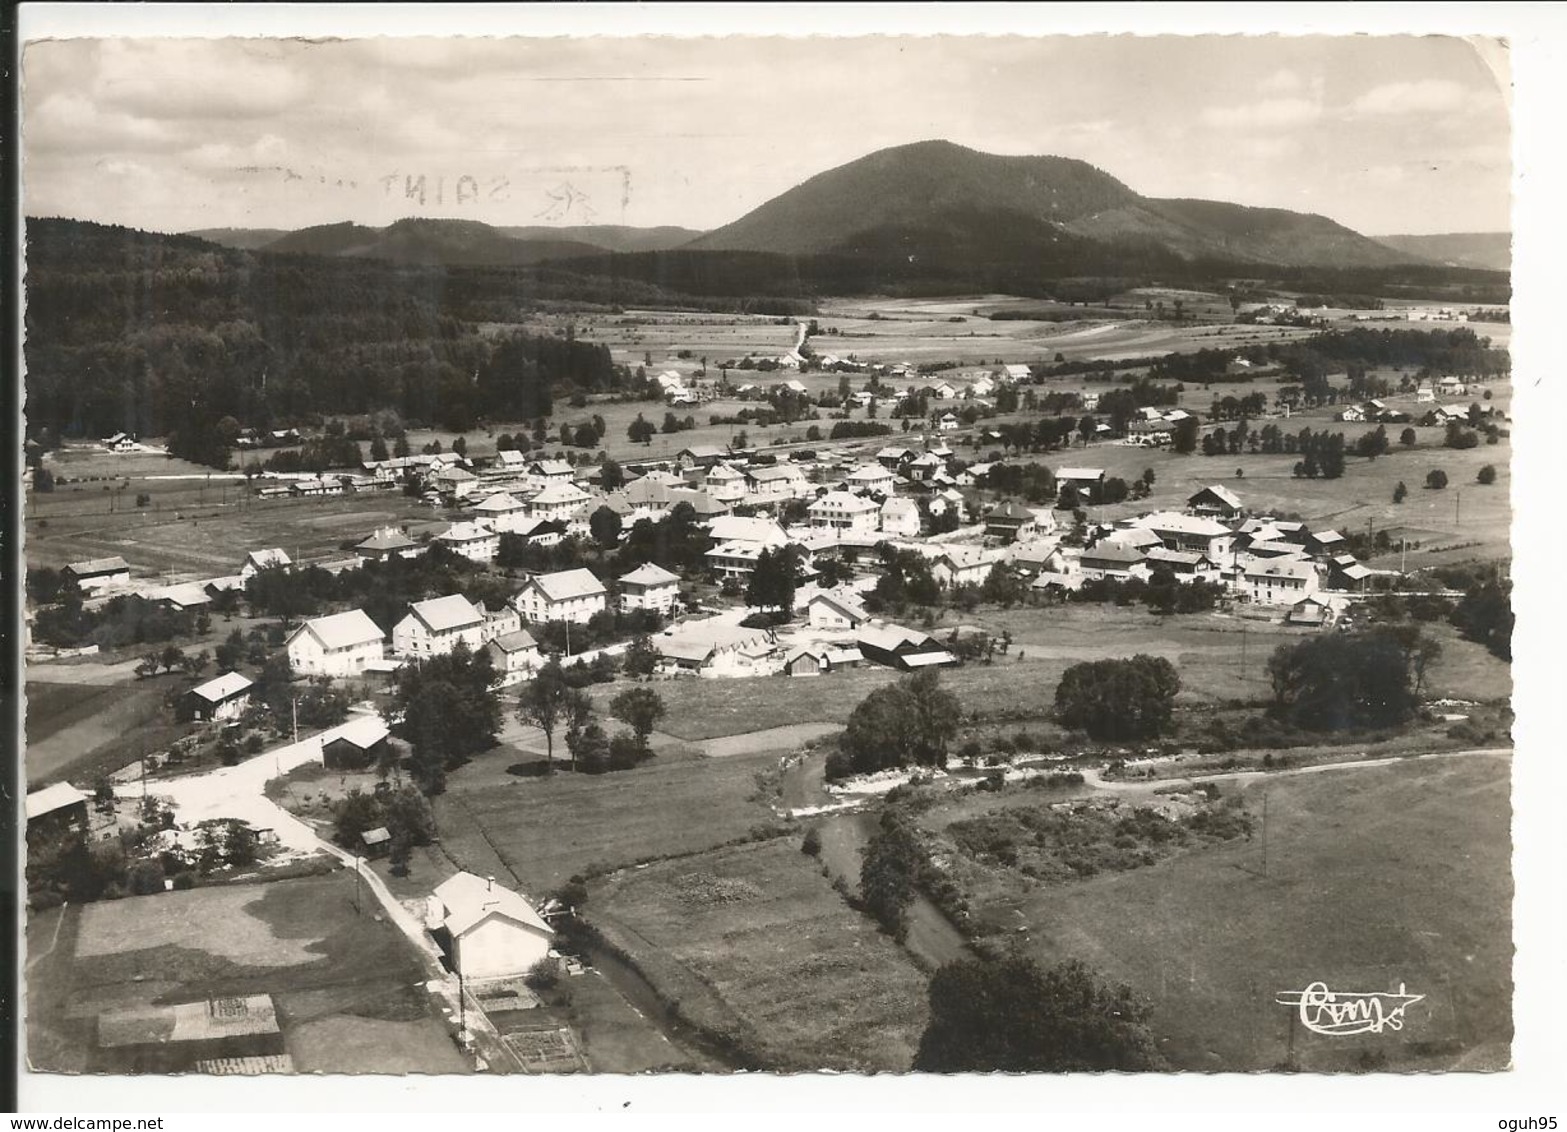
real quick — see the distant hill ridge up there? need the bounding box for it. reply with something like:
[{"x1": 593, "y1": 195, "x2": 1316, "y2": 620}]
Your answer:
[
  {"x1": 1373, "y1": 232, "x2": 1511, "y2": 273},
  {"x1": 689, "y1": 139, "x2": 1417, "y2": 270}
]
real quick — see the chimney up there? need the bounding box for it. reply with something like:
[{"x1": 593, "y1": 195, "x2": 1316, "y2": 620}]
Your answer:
[{"x1": 487, "y1": 875, "x2": 495, "y2": 892}]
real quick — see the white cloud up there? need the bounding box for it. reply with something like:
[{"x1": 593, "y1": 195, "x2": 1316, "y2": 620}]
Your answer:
[
  {"x1": 1350, "y1": 79, "x2": 1471, "y2": 116},
  {"x1": 1201, "y1": 98, "x2": 1322, "y2": 130},
  {"x1": 1259, "y1": 68, "x2": 1303, "y2": 93}
]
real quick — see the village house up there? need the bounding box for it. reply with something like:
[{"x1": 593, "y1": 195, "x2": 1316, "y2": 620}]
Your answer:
[
  {"x1": 393, "y1": 594, "x2": 487, "y2": 658},
  {"x1": 1055, "y1": 467, "x2": 1107, "y2": 496},
  {"x1": 491, "y1": 449, "x2": 528, "y2": 475},
  {"x1": 287, "y1": 609, "x2": 387, "y2": 677},
  {"x1": 677, "y1": 444, "x2": 728, "y2": 470},
  {"x1": 479, "y1": 601, "x2": 522, "y2": 641},
  {"x1": 1286, "y1": 595, "x2": 1332, "y2": 628},
  {"x1": 178, "y1": 671, "x2": 254, "y2": 723},
  {"x1": 63, "y1": 556, "x2": 132, "y2": 594},
  {"x1": 927, "y1": 546, "x2": 1002, "y2": 589},
  {"x1": 1186, "y1": 484, "x2": 1245, "y2": 521},
  {"x1": 1000, "y1": 363, "x2": 1032, "y2": 384},
  {"x1": 806, "y1": 590, "x2": 871, "y2": 631},
  {"x1": 523, "y1": 481, "x2": 593, "y2": 525},
  {"x1": 703, "y1": 463, "x2": 748, "y2": 504},
  {"x1": 102, "y1": 432, "x2": 139, "y2": 453},
  {"x1": 666, "y1": 487, "x2": 732, "y2": 520},
  {"x1": 436, "y1": 520, "x2": 499, "y2": 563},
  {"x1": 239, "y1": 549, "x2": 292, "y2": 580},
  {"x1": 1131, "y1": 511, "x2": 1236, "y2": 563},
  {"x1": 618, "y1": 562, "x2": 681, "y2": 615},
  {"x1": 470, "y1": 492, "x2": 530, "y2": 533},
  {"x1": 321, "y1": 715, "x2": 393, "y2": 771},
  {"x1": 508, "y1": 517, "x2": 567, "y2": 548},
  {"x1": 512, "y1": 567, "x2": 608, "y2": 624},
  {"x1": 928, "y1": 487, "x2": 967, "y2": 520},
  {"x1": 856, "y1": 623, "x2": 957, "y2": 670},
  {"x1": 937, "y1": 412, "x2": 960, "y2": 432},
  {"x1": 655, "y1": 620, "x2": 779, "y2": 678},
  {"x1": 1078, "y1": 541, "x2": 1151, "y2": 582},
  {"x1": 985, "y1": 500, "x2": 1038, "y2": 544},
  {"x1": 25, "y1": 782, "x2": 89, "y2": 840},
  {"x1": 807, "y1": 490, "x2": 881, "y2": 534},
  {"x1": 524, "y1": 460, "x2": 576, "y2": 493},
  {"x1": 1145, "y1": 547, "x2": 1220, "y2": 582},
  {"x1": 433, "y1": 465, "x2": 479, "y2": 501},
  {"x1": 708, "y1": 515, "x2": 789, "y2": 549},
  {"x1": 783, "y1": 643, "x2": 864, "y2": 677},
  {"x1": 844, "y1": 462, "x2": 896, "y2": 495},
  {"x1": 879, "y1": 497, "x2": 922, "y2": 538},
  {"x1": 486, "y1": 629, "x2": 543, "y2": 685},
  {"x1": 355, "y1": 526, "x2": 422, "y2": 564},
  {"x1": 1242, "y1": 558, "x2": 1321, "y2": 605},
  {"x1": 745, "y1": 464, "x2": 811, "y2": 503},
  {"x1": 875, "y1": 446, "x2": 914, "y2": 470},
  {"x1": 427, "y1": 872, "x2": 555, "y2": 979}
]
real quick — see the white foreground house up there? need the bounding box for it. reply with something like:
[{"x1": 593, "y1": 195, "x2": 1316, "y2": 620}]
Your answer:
[
  {"x1": 435, "y1": 520, "x2": 499, "y2": 563},
  {"x1": 240, "y1": 548, "x2": 292, "y2": 580},
  {"x1": 806, "y1": 590, "x2": 871, "y2": 631},
  {"x1": 426, "y1": 872, "x2": 554, "y2": 980},
  {"x1": 287, "y1": 609, "x2": 387, "y2": 677},
  {"x1": 880, "y1": 497, "x2": 921, "y2": 538},
  {"x1": 512, "y1": 568, "x2": 608, "y2": 624},
  {"x1": 1241, "y1": 559, "x2": 1321, "y2": 605},
  {"x1": 844, "y1": 463, "x2": 895, "y2": 495},
  {"x1": 486, "y1": 629, "x2": 543, "y2": 684},
  {"x1": 523, "y1": 481, "x2": 592, "y2": 524},
  {"x1": 181, "y1": 671, "x2": 254, "y2": 723},
  {"x1": 470, "y1": 492, "x2": 530, "y2": 533},
  {"x1": 393, "y1": 594, "x2": 487, "y2": 658},
  {"x1": 618, "y1": 563, "x2": 681, "y2": 615},
  {"x1": 807, "y1": 491, "x2": 880, "y2": 534}
]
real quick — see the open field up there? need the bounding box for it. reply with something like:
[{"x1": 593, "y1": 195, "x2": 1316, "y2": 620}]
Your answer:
[
  {"x1": 24, "y1": 679, "x2": 193, "y2": 788},
  {"x1": 26, "y1": 872, "x2": 464, "y2": 1074},
  {"x1": 25, "y1": 481, "x2": 442, "y2": 576},
  {"x1": 499, "y1": 309, "x2": 801, "y2": 372},
  {"x1": 921, "y1": 752, "x2": 1512, "y2": 1071},
  {"x1": 592, "y1": 836, "x2": 930, "y2": 1072},
  {"x1": 436, "y1": 745, "x2": 783, "y2": 895}
]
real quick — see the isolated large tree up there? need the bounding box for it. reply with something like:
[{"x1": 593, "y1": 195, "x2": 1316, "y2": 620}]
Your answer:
[
  {"x1": 518, "y1": 659, "x2": 571, "y2": 772},
  {"x1": 746, "y1": 546, "x2": 798, "y2": 615},
  {"x1": 1054, "y1": 655, "x2": 1180, "y2": 741},
  {"x1": 915, "y1": 956, "x2": 1161, "y2": 1072},
  {"x1": 1266, "y1": 629, "x2": 1420, "y2": 731},
  {"x1": 610, "y1": 686, "x2": 666, "y2": 755},
  {"x1": 393, "y1": 641, "x2": 501, "y2": 793},
  {"x1": 842, "y1": 669, "x2": 962, "y2": 774}
]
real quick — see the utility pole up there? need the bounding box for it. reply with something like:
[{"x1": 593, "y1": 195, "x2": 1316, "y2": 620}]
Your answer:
[
  {"x1": 292, "y1": 696, "x2": 299, "y2": 745},
  {"x1": 1261, "y1": 791, "x2": 1270, "y2": 878},
  {"x1": 352, "y1": 852, "x2": 362, "y2": 914},
  {"x1": 1455, "y1": 491, "x2": 1461, "y2": 529}
]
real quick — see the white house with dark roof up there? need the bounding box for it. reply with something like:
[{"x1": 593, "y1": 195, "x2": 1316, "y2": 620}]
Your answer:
[
  {"x1": 287, "y1": 609, "x2": 387, "y2": 677},
  {"x1": 512, "y1": 568, "x2": 608, "y2": 624},
  {"x1": 427, "y1": 872, "x2": 554, "y2": 979},
  {"x1": 618, "y1": 563, "x2": 681, "y2": 615},
  {"x1": 240, "y1": 548, "x2": 292, "y2": 579},
  {"x1": 393, "y1": 594, "x2": 487, "y2": 658}
]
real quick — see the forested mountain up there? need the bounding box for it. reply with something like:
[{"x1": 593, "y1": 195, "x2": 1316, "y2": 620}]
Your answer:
[
  {"x1": 23, "y1": 218, "x2": 624, "y2": 465},
  {"x1": 689, "y1": 140, "x2": 1415, "y2": 271},
  {"x1": 185, "y1": 227, "x2": 292, "y2": 250},
  {"x1": 1373, "y1": 232, "x2": 1511, "y2": 273},
  {"x1": 262, "y1": 217, "x2": 608, "y2": 267},
  {"x1": 498, "y1": 224, "x2": 705, "y2": 253}
]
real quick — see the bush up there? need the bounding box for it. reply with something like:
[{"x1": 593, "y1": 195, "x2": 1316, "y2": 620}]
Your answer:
[
  {"x1": 525, "y1": 956, "x2": 563, "y2": 991},
  {"x1": 824, "y1": 749, "x2": 853, "y2": 781},
  {"x1": 801, "y1": 827, "x2": 823, "y2": 857}
]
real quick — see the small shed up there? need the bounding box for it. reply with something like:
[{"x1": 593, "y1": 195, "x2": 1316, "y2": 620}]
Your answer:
[
  {"x1": 321, "y1": 715, "x2": 393, "y2": 771},
  {"x1": 25, "y1": 782, "x2": 90, "y2": 839},
  {"x1": 361, "y1": 827, "x2": 392, "y2": 859}
]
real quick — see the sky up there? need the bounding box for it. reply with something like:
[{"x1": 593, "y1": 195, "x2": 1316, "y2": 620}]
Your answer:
[{"x1": 21, "y1": 32, "x2": 1512, "y2": 237}]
